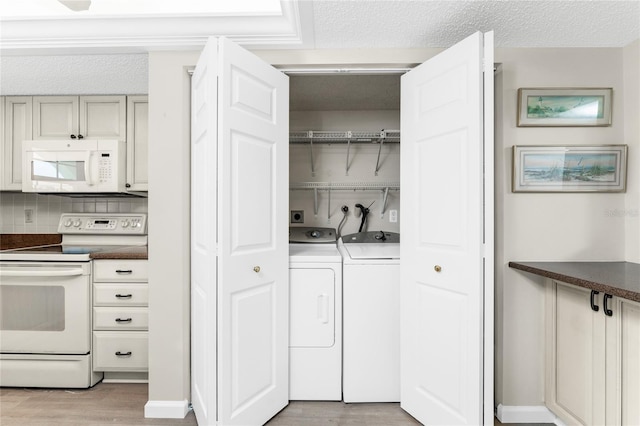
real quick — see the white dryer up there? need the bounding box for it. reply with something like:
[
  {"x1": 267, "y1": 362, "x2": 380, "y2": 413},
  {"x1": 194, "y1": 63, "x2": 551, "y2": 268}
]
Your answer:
[
  {"x1": 338, "y1": 231, "x2": 400, "y2": 403},
  {"x1": 289, "y1": 227, "x2": 342, "y2": 400}
]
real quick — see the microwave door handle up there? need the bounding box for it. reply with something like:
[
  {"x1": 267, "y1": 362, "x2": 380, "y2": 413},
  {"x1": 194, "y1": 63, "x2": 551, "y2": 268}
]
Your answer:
[{"x1": 85, "y1": 151, "x2": 94, "y2": 186}]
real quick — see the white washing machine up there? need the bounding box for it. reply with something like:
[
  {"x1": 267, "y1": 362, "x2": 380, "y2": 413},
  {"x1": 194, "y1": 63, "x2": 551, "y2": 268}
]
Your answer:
[
  {"x1": 338, "y1": 231, "x2": 400, "y2": 403},
  {"x1": 289, "y1": 227, "x2": 342, "y2": 400}
]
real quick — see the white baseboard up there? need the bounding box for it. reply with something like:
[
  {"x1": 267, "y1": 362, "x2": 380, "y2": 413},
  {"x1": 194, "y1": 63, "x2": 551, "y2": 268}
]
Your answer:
[
  {"x1": 496, "y1": 404, "x2": 564, "y2": 425},
  {"x1": 144, "y1": 400, "x2": 191, "y2": 419}
]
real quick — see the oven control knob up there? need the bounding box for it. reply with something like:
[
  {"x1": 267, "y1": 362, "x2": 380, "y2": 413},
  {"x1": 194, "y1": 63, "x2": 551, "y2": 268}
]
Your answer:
[
  {"x1": 73, "y1": 219, "x2": 81, "y2": 227},
  {"x1": 64, "y1": 219, "x2": 73, "y2": 227},
  {"x1": 121, "y1": 220, "x2": 130, "y2": 228}
]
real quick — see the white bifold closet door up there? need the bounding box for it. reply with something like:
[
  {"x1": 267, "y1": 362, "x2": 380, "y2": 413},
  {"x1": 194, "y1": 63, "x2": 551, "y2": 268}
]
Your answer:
[
  {"x1": 191, "y1": 36, "x2": 289, "y2": 426},
  {"x1": 400, "y1": 31, "x2": 494, "y2": 426},
  {"x1": 190, "y1": 30, "x2": 493, "y2": 426}
]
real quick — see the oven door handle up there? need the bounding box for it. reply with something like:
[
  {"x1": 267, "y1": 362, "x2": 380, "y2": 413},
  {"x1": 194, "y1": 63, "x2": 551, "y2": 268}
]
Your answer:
[{"x1": 0, "y1": 267, "x2": 84, "y2": 277}]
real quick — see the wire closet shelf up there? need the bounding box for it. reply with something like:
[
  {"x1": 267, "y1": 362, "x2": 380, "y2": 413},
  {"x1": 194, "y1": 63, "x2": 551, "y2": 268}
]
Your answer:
[{"x1": 290, "y1": 130, "x2": 400, "y2": 177}]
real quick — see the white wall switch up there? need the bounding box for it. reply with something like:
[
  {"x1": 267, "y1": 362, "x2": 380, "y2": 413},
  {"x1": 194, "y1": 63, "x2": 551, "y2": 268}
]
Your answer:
[{"x1": 389, "y1": 209, "x2": 398, "y2": 223}]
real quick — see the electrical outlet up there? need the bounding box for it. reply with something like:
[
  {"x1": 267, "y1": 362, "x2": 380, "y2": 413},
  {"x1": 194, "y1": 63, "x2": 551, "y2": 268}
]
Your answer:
[
  {"x1": 389, "y1": 209, "x2": 398, "y2": 223},
  {"x1": 24, "y1": 208, "x2": 34, "y2": 224},
  {"x1": 290, "y1": 210, "x2": 304, "y2": 223}
]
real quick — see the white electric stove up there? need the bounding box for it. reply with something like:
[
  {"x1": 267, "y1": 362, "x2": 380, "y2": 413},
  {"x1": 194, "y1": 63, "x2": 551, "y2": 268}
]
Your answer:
[{"x1": 0, "y1": 213, "x2": 147, "y2": 388}]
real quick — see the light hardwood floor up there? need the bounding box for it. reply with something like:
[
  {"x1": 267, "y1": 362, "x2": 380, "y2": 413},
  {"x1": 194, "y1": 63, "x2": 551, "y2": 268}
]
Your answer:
[
  {"x1": 1, "y1": 383, "x2": 421, "y2": 426},
  {"x1": 2, "y1": 383, "x2": 539, "y2": 425}
]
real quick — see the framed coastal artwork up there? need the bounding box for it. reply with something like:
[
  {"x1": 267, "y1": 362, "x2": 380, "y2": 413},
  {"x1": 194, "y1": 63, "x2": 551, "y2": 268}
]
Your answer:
[
  {"x1": 517, "y1": 88, "x2": 612, "y2": 127},
  {"x1": 512, "y1": 145, "x2": 628, "y2": 192}
]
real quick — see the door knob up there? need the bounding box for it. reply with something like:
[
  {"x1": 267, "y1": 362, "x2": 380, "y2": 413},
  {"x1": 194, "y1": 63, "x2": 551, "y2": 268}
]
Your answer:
[
  {"x1": 434, "y1": 265, "x2": 442, "y2": 272},
  {"x1": 253, "y1": 266, "x2": 261, "y2": 273}
]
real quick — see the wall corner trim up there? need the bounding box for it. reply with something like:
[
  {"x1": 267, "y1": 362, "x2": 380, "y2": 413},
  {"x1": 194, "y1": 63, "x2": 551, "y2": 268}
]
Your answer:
[
  {"x1": 144, "y1": 400, "x2": 190, "y2": 419},
  {"x1": 496, "y1": 404, "x2": 564, "y2": 425}
]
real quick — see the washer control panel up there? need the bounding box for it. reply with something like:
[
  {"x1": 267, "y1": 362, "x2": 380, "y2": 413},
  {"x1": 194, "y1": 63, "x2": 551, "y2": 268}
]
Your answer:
[
  {"x1": 58, "y1": 213, "x2": 147, "y2": 234},
  {"x1": 341, "y1": 231, "x2": 400, "y2": 244}
]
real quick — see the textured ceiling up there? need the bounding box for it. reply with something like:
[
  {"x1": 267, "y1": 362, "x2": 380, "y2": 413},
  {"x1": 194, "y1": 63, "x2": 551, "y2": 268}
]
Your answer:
[
  {"x1": 313, "y1": 0, "x2": 640, "y2": 48},
  {"x1": 310, "y1": 0, "x2": 640, "y2": 48},
  {"x1": 1, "y1": 0, "x2": 638, "y2": 53}
]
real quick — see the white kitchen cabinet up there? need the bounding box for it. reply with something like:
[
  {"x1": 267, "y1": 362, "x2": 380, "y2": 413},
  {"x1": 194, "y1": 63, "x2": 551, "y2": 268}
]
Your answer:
[
  {"x1": 126, "y1": 96, "x2": 148, "y2": 191},
  {"x1": 615, "y1": 297, "x2": 640, "y2": 425},
  {"x1": 33, "y1": 95, "x2": 126, "y2": 141},
  {"x1": 0, "y1": 96, "x2": 4, "y2": 189},
  {"x1": 546, "y1": 280, "x2": 640, "y2": 426},
  {"x1": 92, "y1": 259, "x2": 148, "y2": 382},
  {"x1": 2, "y1": 96, "x2": 32, "y2": 190}
]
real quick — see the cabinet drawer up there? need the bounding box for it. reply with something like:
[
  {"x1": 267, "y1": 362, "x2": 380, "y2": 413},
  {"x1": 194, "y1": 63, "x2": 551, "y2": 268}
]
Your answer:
[
  {"x1": 93, "y1": 331, "x2": 148, "y2": 372},
  {"x1": 94, "y1": 283, "x2": 148, "y2": 306},
  {"x1": 93, "y1": 307, "x2": 148, "y2": 330},
  {"x1": 93, "y1": 260, "x2": 148, "y2": 282}
]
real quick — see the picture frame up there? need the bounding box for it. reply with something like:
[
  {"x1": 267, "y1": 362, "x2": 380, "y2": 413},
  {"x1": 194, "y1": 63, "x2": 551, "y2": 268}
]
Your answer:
[
  {"x1": 517, "y1": 88, "x2": 613, "y2": 127},
  {"x1": 512, "y1": 145, "x2": 628, "y2": 193}
]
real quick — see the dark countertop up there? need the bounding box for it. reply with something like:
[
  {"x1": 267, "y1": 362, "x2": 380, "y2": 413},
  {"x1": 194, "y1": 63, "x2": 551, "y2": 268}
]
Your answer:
[
  {"x1": 90, "y1": 246, "x2": 148, "y2": 260},
  {"x1": 509, "y1": 261, "x2": 640, "y2": 303},
  {"x1": 1, "y1": 234, "x2": 61, "y2": 250}
]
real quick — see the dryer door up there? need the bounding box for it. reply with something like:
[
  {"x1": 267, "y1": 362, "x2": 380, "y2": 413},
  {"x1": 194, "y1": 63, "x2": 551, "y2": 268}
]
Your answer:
[{"x1": 290, "y1": 268, "x2": 335, "y2": 348}]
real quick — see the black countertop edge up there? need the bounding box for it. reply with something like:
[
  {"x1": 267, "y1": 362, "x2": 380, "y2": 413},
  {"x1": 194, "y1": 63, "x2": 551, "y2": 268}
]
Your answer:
[{"x1": 509, "y1": 261, "x2": 640, "y2": 303}]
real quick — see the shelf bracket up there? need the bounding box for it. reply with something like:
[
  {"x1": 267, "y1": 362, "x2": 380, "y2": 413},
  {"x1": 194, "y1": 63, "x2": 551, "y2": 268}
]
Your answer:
[
  {"x1": 345, "y1": 131, "x2": 352, "y2": 176},
  {"x1": 374, "y1": 130, "x2": 386, "y2": 176},
  {"x1": 313, "y1": 188, "x2": 319, "y2": 216},
  {"x1": 380, "y1": 187, "x2": 390, "y2": 218},
  {"x1": 309, "y1": 131, "x2": 316, "y2": 177},
  {"x1": 327, "y1": 188, "x2": 332, "y2": 224}
]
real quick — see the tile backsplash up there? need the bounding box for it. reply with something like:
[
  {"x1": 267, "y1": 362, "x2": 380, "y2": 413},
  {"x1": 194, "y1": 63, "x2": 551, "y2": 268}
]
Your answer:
[{"x1": 0, "y1": 193, "x2": 148, "y2": 234}]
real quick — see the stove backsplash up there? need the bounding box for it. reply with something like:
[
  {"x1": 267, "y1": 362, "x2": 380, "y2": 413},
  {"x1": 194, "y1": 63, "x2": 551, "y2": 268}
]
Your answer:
[{"x1": 0, "y1": 193, "x2": 148, "y2": 234}]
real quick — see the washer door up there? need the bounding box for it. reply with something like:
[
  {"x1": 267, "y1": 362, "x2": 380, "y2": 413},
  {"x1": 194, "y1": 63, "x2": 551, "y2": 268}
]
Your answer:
[{"x1": 289, "y1": 268, "x2": 335, "y2": 348}]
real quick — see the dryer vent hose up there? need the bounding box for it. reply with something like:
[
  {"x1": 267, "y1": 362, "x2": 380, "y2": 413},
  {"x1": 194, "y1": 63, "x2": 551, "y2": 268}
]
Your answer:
[{"x1": 337, "y1": 205, "x2": 349, "y2": 239}]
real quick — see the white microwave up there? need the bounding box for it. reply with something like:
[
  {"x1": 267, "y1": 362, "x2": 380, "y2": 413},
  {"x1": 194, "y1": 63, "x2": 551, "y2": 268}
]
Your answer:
[{"x1": 22, "y1": 139, "x2": 127, "y2": 194}]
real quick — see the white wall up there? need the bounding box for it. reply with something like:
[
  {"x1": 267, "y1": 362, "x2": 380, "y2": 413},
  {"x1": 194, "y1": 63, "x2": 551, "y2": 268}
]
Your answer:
[
  {"x1": 494, "y1": 47, "x2": 630, "y2": 407},
  {"x1": 146, "y1": 50, "x2": 198, "y2": 412},
  {"x1": 624, "y1": 40, "x2": 640, "y2": 262}
]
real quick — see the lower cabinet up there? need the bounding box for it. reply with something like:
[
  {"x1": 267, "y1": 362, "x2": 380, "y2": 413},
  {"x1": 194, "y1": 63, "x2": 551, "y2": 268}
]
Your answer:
[
  {"x1": 92, "y1": 259, "x2": 149, "y2": 383},
  {"x1": 546, "y1": 280, "x2": 640, "y2": 425}
]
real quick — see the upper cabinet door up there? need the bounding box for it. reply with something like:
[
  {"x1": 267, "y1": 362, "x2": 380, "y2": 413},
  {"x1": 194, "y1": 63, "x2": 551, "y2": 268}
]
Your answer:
[
  {"x1": 3, "y1": 96, "x2": 33, "y2": 190},
  {"x1": 126, "y1": 95, "x2": 149, "y2": 191},
  {"x1": 33, "y1": 95, "x2": 126, "y2": 141},
  {"x1": 33, "y1": 96, "x2": 78, "y2": 140},
  {"x1": 400, "y1": 31, "x2": 493, "y2": 425},
  {"x1": 80, "y1": 95, "x2": 126, "y2": 141},
  {"x1": 190, "y1": 36, "x2": 289, "y2": 426}
]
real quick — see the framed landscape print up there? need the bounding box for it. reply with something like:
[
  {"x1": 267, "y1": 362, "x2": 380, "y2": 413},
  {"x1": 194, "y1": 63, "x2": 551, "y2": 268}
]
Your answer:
[
  {"x1": 512, "y1": 145, "x2": 627, "y2": 192},
  {"x1": 517, "y1": 88, "x2": 612, "y2": 127}
]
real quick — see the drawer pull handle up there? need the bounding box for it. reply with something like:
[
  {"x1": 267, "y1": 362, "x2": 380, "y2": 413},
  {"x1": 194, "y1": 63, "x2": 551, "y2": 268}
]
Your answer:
[
  {"x1": 115, "y1": 318, "x2": 132, "y2": 323},
  {"x1": 115, "y1": 294, "x2": 133, "y2": 299},
  {"x1": 116, "y1": 269, "x2": 133, "y2": 274},
  {"x1": 115, "y1": 351, "x2": 132, "y2": 357}
]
